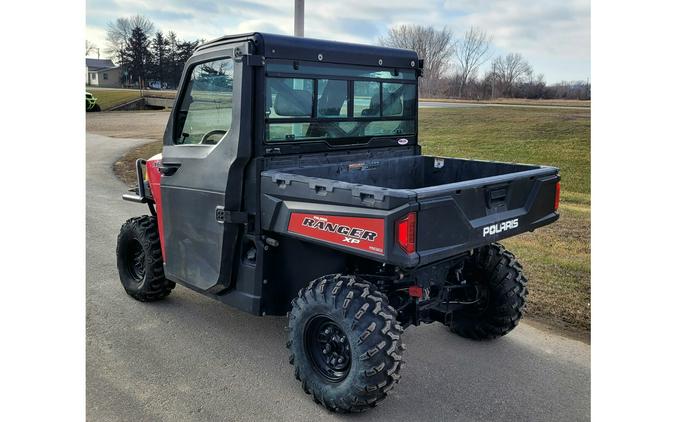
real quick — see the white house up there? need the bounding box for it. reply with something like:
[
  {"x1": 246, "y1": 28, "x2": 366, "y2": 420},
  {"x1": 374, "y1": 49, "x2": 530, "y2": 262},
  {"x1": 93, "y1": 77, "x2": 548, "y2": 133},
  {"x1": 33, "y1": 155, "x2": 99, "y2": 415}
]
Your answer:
[{"x1": 86, "y1": 58, "x2": 122, "y2": 88}]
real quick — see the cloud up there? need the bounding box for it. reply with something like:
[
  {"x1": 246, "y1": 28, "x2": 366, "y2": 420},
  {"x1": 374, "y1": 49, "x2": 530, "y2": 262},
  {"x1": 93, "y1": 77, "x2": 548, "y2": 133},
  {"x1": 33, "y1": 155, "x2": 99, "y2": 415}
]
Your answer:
[
  {"x1": 447, "y1": 0, "x2": 590, "y2": 59},
  {"x1": 86, "y1": 0, "x2": 589, "y2": 81},
  {"x1": 144, "y1": 9, "x2": 193, "y2": 22},
  {"x1": 235, "y1": 18, "x2": 288, "y2": 36}
]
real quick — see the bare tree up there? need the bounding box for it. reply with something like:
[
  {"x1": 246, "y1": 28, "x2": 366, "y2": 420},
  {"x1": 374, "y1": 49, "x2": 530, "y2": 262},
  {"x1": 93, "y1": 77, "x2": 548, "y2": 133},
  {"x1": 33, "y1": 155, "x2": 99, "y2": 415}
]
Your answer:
[
  {"x1": 86, "y1": 40, "x2": 98, "y2": 57},
  {"x1": 453, "y1": 27, "x2": 491, "y2": 98},
  {"x1": 492, "y1": 53, "x2": 533, "y2": 97},
  {"x1": 379, "y1": 25, "x2": 454, "y2": 97},
  {"x1": 105, "y1": 15, "x2": 154, "y2": 65}
]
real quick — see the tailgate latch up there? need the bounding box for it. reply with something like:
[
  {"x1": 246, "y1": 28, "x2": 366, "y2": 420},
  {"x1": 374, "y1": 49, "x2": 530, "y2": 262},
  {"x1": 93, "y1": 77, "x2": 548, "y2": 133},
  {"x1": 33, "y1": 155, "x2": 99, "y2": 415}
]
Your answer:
[{"x1": 486, "y1": 186, "x2": 508, "y2": 208}]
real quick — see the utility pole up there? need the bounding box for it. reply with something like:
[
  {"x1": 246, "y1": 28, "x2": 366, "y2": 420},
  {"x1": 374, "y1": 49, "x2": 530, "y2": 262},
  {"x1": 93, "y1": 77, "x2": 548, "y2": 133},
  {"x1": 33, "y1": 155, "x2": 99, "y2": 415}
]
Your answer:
[
  {"x1": 491, "y1": 61, "x2": 496, "y2": 100},
  {"x1": 294, "y1": 0, "x2": 304, "y2": 37},
  {"x1": 292, "y1": 0, "x2": 305, "y2": 139}
]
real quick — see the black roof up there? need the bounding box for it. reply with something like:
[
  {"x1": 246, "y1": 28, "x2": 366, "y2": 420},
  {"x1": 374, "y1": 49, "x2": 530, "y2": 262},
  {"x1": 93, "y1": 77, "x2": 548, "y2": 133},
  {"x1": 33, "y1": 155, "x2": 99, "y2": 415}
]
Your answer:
[
  {"x1": 86, "y1": 58, "x2": 115, "y2": 70},
  {"x1": 197, "y1": 32, "x2": 420, "y2": 70}
]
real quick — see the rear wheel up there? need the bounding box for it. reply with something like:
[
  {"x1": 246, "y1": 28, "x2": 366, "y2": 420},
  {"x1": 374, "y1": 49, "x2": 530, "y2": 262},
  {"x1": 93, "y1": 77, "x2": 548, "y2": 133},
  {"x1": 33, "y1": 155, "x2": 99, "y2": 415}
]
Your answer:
[
  {"x1": 287, "y1": 274, "x2": 404, "y2": 412},
  {"x1": 116, "y1": 216, "x2": 175, "y2": 301},
  {"x1": 447, "y1": 243, "x2": 527, "y2": 340}
]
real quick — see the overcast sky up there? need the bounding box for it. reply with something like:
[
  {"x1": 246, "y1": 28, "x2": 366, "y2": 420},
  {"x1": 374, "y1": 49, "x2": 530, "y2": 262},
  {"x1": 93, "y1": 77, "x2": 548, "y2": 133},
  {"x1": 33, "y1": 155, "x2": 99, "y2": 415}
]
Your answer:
[{"x1": 86, "y1": 0, "x2": 590, "y2": 83}]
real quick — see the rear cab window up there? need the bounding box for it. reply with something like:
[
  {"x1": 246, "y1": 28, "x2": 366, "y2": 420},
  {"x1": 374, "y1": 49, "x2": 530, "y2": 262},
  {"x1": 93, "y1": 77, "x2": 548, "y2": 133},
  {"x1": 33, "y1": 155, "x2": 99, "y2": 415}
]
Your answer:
[{"x1": 264, "y1": 62, "x2": 417, "y2": 143}]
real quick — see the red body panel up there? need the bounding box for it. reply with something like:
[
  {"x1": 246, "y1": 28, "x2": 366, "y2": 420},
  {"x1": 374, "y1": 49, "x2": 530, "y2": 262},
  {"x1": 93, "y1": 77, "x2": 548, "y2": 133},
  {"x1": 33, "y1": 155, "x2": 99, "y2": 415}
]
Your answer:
[
  {"x1": 146, "y1": 154, "x2": 165, "y2": 259},
  {"x1": 287, "y1": 213, "x2": 385, "y2": 255}
]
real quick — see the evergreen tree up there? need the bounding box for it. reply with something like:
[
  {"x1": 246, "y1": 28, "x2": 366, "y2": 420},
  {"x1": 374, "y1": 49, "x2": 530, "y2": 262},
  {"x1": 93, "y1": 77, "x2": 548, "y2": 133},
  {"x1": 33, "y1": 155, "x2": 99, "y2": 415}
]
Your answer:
[
  {"x1": 150, "y1": 31, "x2": 169, "y2": 87},
  {"x1": 166, "y1": 31, "x2": 181, "y2": 88},
  {"x1": 175, "y1": 39, "x2": 200, "y2": 82},
  {"x1": 105, "y1": 16, "x2": 201, "y2": 89},
  {"x1": 124, "y1": 26, "x2": 151, "y2": 87}
]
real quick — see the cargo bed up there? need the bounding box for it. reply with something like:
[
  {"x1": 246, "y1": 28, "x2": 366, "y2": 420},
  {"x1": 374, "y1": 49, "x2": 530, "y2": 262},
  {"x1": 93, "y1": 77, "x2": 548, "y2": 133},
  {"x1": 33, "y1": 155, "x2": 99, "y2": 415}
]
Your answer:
[{"x1": 261, "y1": 155, "x2": 560, "y2": 267}]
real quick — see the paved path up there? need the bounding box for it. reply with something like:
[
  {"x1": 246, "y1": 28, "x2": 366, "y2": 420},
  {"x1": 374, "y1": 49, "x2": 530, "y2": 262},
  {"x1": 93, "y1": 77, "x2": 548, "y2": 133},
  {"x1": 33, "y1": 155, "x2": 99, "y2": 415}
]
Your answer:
[{"x1": 86, "y1": 132, "x2": 590, "y2": 421}]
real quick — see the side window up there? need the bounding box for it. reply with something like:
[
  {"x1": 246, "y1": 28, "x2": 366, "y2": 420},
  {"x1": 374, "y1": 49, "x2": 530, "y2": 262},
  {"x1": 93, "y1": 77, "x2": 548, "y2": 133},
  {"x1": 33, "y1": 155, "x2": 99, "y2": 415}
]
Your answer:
[{"x1": 174, "y1": 58, "x2": 234, "y2": 145}]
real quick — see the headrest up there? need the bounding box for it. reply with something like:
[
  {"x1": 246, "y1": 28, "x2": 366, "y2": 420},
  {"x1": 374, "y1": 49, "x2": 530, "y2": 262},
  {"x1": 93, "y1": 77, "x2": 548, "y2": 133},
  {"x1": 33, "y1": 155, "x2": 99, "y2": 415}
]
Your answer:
[
  {"x1": 361, "y1": 94, "x2": 381, "y2": 116},
  {"x1": 273, "y1": 89, "x2": 312, "y2": 117},
  {"x1": 382, "y1": 92, "x2": 403, "y2": 116},
  {"x1": 318, "y1": 80, "x2": 348, "y2": 116}
]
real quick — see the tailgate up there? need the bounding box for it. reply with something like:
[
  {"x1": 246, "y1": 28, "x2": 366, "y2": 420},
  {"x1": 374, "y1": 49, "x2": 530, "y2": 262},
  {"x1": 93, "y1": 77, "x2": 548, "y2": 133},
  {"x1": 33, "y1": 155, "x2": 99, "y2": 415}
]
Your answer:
[
  {"x1": 414, "y1": 166, "x2": 560, "y2": 265},
  {"x1": 261, "y1": 158, "x2": 560, "y2": 269}
]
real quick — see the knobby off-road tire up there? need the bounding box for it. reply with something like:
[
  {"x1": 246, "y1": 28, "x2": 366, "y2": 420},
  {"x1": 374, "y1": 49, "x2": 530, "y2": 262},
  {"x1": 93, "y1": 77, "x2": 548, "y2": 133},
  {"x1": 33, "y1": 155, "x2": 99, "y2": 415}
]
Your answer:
[
  {"x1": 287, "y1": 274, "x2": 405, "y2": 412},
  {"x1": 448, "y1": 243, "x2": 528, "y2": 340},
  {"x1": 116, "y1": 216, "x2": 175, "y2": 302}
]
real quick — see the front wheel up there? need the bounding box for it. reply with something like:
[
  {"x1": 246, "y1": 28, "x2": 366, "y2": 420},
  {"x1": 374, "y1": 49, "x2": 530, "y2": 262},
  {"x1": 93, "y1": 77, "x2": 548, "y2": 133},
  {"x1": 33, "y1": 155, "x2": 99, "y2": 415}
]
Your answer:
[
  {"x1": 116, "y1": 216, "x2": 175, "y2": 302},
  {"x1": 287, "y1": 274, "x2": 404, "y2": 412},
  {"x1": 447, "y1": 243, "x2": 528, "y2": 340}
]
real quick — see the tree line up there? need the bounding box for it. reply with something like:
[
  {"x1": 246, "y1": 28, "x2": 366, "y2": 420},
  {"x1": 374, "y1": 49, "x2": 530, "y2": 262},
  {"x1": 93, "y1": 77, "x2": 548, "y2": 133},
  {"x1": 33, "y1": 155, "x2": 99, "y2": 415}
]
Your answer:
[
  {"x1": 97, "y1": 15, "x2": 201, "y2": 89},
  {"x1": 380, "y1": 24, "x2": 590, "y2": 100}
]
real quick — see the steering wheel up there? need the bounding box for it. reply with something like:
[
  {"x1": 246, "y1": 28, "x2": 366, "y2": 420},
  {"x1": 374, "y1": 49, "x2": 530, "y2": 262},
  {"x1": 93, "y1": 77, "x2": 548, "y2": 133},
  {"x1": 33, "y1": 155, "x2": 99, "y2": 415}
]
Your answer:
[{"x1": 200, "y1": 129, "x2": 228, "y2": 145}]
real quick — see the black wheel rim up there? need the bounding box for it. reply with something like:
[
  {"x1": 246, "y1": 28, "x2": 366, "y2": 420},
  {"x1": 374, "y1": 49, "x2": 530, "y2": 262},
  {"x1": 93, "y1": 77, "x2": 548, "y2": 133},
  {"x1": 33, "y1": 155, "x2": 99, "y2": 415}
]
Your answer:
[
  {"x1": 304, "y1": 315, "x2": 351, "y2": 382},
  {"x1": 125, "y1": 239, "x2": 146, "y2": 282}
]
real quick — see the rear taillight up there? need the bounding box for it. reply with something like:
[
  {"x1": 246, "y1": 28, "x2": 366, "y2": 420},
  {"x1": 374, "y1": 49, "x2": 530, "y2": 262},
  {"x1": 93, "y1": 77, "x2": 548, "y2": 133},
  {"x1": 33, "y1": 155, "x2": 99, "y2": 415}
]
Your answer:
[
  {"x1": 408, "y1": 285, "x2": 423, "y2": 298},
  {"x1": 554, "y1": 181, "x2": 561, "y2": 211},
  {"x1": 396, "y1": 212, "x2": 416, "y2": 254}
]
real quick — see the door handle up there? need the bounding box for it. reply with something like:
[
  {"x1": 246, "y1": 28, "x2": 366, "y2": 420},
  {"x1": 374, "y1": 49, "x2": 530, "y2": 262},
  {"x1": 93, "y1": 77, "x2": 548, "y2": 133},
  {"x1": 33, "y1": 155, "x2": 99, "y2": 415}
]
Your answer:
[{"x1": 159, "y1": 162, "x2": 181, "y2": 176}]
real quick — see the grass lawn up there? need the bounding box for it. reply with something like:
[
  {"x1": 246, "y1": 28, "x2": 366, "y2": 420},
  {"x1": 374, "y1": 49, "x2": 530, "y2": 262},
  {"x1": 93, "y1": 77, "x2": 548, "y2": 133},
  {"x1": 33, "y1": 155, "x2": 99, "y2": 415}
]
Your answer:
[
  {"x1": 113, "y1": 141, "x2": 163, "y2": 186},
  {"x1": 113, "y1": 106, "x2": 591, "y2": 331},
  {"x1": 88, "y1": 89, "x2": 141, "y2": 110},
  {"x1": 420, "y1": 107, "x2": 590, "y2": 330}
]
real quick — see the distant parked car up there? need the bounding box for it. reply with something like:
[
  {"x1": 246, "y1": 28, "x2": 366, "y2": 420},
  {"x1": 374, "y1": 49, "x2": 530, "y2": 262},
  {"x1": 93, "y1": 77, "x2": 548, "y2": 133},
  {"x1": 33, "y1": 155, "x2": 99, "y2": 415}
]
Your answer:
[
  {"x1": 147, "y1": 81, "x2": 169, "y2": 90},
  {"x1": 86, "y1": 92, "x2": 100, "y2": 112}
]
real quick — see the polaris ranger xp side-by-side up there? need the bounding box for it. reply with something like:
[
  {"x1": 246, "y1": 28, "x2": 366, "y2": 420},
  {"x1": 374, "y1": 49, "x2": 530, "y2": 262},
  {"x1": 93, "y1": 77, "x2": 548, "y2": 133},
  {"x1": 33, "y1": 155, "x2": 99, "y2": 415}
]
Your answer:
[{"x1": 116, "y1": 33, "x2": 560, "y2": 412}]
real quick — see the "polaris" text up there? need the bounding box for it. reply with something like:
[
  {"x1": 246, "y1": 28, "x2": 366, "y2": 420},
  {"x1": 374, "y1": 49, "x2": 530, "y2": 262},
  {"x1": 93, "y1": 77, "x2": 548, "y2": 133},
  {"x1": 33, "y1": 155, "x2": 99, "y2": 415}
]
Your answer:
[{"x1": 482, "y1": 218, "x2": 519, "y2": 237}]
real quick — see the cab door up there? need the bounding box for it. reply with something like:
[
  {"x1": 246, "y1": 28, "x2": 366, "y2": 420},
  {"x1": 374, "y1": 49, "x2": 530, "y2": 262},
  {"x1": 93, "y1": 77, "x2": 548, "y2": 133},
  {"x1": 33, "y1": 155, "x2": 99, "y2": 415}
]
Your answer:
[{"x1": 159, "y1": 43, "x2": 252, "y2": 292}]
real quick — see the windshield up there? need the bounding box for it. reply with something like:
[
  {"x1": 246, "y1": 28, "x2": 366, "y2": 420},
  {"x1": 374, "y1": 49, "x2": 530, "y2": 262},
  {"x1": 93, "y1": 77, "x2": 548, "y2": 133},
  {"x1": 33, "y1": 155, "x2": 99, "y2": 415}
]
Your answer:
[{"x1": 265, "y1": 62, "x2": 417, "y2": 143}]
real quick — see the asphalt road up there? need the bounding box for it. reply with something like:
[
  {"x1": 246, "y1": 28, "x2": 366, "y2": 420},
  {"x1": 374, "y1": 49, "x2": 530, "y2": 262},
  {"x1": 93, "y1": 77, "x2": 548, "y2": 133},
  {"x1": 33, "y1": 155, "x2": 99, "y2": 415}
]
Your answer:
[
  {"x1": 86, "y1": 132, "x2": 590, "y2": 421},
  {"x1": 419, "y1": 101, "x2": 486, "y2": 109}
]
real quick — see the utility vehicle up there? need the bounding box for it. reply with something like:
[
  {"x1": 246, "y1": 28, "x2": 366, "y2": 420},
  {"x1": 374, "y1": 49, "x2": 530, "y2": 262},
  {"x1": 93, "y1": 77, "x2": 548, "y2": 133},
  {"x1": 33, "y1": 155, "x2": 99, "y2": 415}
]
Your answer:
[
  {"x1": 116, "y1": 33, "x2": 560, "y2": 412},
  {"x1": 85, "y1": 91, "x2": 100, "y2": 112}
]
